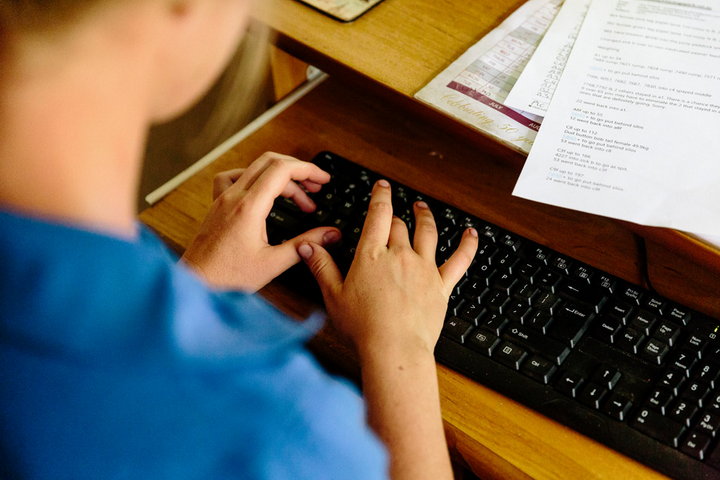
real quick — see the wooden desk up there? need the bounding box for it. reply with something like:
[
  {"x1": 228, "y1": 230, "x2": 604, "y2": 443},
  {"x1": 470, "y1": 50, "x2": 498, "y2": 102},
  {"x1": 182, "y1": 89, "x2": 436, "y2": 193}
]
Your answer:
[
  {"x1": 142, "y1": 2, "x2": 720, "y2": 478},
  {"x1": 254, "y1": 0, "x2": 720, "y2": 274},
  {"x1": 141, "y1": 78, "x2": 720, "y2": 479}
]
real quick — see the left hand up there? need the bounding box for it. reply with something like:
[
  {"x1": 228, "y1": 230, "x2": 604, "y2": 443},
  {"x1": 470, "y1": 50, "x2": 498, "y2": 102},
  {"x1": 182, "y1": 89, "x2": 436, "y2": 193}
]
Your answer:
[{"x1": 181, "y1": 152, "x2": 342, "y2": 292}]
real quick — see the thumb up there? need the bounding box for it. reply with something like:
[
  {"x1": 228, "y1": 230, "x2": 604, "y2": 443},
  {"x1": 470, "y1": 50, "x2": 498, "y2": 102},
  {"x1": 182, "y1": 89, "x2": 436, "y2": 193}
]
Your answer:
[{"x1": 297, "y1": 242, "x2": 343, "y2": 298}]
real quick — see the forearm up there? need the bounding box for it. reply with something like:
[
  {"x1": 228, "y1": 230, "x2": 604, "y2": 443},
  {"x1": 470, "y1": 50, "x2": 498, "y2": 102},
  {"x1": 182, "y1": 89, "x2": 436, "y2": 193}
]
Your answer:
[{"x1": 360, "y1": 344, "x2": 453, "y2": 480}]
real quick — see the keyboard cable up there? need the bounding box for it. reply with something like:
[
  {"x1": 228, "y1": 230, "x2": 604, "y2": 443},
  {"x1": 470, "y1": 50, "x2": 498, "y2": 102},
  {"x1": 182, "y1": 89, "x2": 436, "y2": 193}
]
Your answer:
[{"x1": 633, "y1": 233, "x2": 657, "y2": 295}]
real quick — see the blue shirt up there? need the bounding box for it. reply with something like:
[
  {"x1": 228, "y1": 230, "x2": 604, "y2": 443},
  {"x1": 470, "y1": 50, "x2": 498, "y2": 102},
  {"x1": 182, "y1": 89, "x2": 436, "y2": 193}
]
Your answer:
[{"x1": 0, "y1": 210, "x2": 387, "y2": 479}]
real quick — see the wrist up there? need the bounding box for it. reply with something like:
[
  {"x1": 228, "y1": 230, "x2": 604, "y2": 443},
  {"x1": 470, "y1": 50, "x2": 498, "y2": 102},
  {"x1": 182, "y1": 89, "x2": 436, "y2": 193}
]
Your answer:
[{"x1": 356, "y1": 333, "x2": 437, "y2": 370}]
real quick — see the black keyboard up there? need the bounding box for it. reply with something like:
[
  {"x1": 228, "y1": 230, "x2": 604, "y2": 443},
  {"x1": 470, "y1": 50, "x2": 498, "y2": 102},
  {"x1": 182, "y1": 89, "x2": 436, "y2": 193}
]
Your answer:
[{"x1": 267, "y1": 151, "x2": 720, "y2": 480}]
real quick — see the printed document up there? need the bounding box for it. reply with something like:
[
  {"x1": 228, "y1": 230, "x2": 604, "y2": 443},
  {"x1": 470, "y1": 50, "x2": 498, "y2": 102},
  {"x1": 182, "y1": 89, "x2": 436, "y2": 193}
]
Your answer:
[
  {"x1": 505, "y1": 0, "x2": 591, "y2": 116},
  {"x1": 415, "y1": 0, "x2": 562, "y2": 154},
  {"x1": 514, "y1": 0, "x2": 720, "y2": 235}
]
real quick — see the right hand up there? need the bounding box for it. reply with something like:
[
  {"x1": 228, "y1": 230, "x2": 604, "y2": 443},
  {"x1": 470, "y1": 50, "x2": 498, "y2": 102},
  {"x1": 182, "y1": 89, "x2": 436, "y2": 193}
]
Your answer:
[{"x1": 297, "y1": 179, "x2": 478, "y2": 358}]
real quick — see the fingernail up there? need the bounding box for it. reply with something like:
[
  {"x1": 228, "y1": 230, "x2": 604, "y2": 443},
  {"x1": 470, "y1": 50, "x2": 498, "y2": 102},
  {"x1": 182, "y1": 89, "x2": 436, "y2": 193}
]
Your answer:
[
  {"x1": 416, "y1": 201, "x2": 428, "y2": 209},
  {"x1": 322, "y1": 230, "x2": 341, "y2": 244},
  {"x1": 377, "y1": 179, "x2": 390, "y2": 188},
  {"x1": 468, "y1": 228, "x2": 478, "y2": 237},
  {"x1": 298, "y1": 243, "x2": 313, "y2": 260}
]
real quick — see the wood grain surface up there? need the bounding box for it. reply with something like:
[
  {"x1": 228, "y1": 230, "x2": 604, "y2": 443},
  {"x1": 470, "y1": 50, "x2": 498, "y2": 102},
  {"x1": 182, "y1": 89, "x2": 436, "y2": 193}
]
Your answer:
[{"x1": 140, "y1": 79, "x2": 720, "y2": 478}]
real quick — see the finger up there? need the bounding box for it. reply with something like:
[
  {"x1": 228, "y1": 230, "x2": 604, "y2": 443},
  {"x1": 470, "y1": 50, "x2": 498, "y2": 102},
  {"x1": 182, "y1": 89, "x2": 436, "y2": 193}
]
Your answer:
[
  {"x1": 260, "y1": 227, "x2": 342, "y2": 281},
  {"x1": 357, "y1": 180, "x2": 393, "y2": 250},
  {"x1": 239, "y1": 153, "x2": 330, "y2": 192},
  {"x1": 213, "y1": 168, "x2": 245, "y2": 199},
  {"x1": 300, "y1": 179, "x2": 325, "y2": 193},
  {"x1": 439, "y1": 228, "x2": 479, "y2": 295},
  {"x1": 388, "y1": 216, "x2": 411, "y2": 248},
  {"x1": 298, "y1": 242, "x2": 344, "y2": 300},
  {"x1": 232, "y1": 152, "x2": 301, "y2": 191},
  {"x1": 281, "y1": 181, "x2": 317, "y2": 213},
  {"x1": 412, "y1": 201, "x2": 437, "y2": 260},
  {"x1": 241, "y1": 158, "x2": 331, "y2": 221}
]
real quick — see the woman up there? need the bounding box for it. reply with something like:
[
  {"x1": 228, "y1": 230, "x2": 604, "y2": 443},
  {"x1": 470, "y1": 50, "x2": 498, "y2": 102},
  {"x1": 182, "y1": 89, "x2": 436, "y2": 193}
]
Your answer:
[{"x1": 0, "y1": 1, "x2": 478, "y2": 478}]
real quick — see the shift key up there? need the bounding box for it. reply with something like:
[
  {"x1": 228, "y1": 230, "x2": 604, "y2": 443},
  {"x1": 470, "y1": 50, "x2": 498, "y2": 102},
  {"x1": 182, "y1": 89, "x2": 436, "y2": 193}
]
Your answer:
[{"x1": 503, "y1": 322, "x2": 570, "y2": 365}]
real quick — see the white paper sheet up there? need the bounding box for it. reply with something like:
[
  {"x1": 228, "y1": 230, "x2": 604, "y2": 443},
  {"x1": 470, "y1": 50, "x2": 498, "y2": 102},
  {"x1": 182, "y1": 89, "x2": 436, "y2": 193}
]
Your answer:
[
  {"x1": 504, "y1": 0, "x2": 591, "y2": 116},
  {"x1": 415, "y1": 0, "x2": 562, "y2": 154},
  {"x1": 513, "y1": 0, "x2": 720, "y2": 236}
]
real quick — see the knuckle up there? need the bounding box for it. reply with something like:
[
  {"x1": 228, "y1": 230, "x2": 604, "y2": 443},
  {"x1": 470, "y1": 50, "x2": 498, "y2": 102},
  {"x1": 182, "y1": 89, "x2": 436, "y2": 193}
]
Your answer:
[
  {"x1": 267, "y1": 156, "x2": 286, "y2": 169},
  {"x1": 368, "y1": 201, "x2": 392, "y2": 214},
  {"x1": 416, "y1": 219, "x2": 437, "y2": 234}
]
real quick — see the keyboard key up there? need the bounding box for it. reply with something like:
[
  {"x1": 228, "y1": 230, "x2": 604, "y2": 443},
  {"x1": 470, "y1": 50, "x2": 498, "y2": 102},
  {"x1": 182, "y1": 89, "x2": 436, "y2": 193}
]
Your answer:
[
  {"x1": 616, "y1": 327, "x2": 646, "y2": 355},
  {"x1": 516, "y1": 261, "x2": 541, "y2": 281},
  {"x1": 667, "y1": 398, "x2": 699, "y2": 427},
  {"x1": 682, "y1": 381, "x2": 710, "y2": 407},
  {"x1": 695, "y1": 411, "x2": 720, "y2": 437},
  {"x1": 459, "y1": 303, "x2": 486, "y2": 325},
  {"x1": 557, "y1": 279, "x2": 607, "y2": 312},
  {"x1": 442, "y1": 317, "x2": 474, "y2": 344},
  {"x1": 533, "y1": 292, "x2": 561, "y2": 313},
  {"x1": 495, "y1": 252, "x2": 518, "y2": 272},
  {"x1": 493, "y1": 271, "x2": 518, "y2": 295},
  {"x1": 572, "y1": 264, "x2": 594, "y2": 283},
  {"x1": 579, "y1": 382, "x2": 608, "y2": 409},
  {"x1": 658, "y1": 368, "x2": 687, "y2": 395},
  {"x1": 592, "y1": 316, "x2": 623, "y2": 344},
  {"x1": 556, "y1": 371, "x2": 585, "y2": 398},
  {"x1": 550, "y1": 303, "x2": 594, "y2": 347},
  {"x1": 505, "y1": 300, "x2": 530, "y2": 323},
  {"x1": 619, "y1": 285, "x2": 644, "y2": 305},
  {"x1": 646, "y1": 388, "x2": 673, "y2": 414},
  {"x1": 668, "y1": 305, "x2": 693, "y2": 326},
  {"x1": 630, "y1": 310, "x2": 657, "y2": 335},
  {"x1": 591, "y1": 365, "x2": 622, "y2": 390},
  {"x1": 653, "y1": 321, "x2": 680, "y2": 346},
  {"x1": 681, "y1": 430, "x2": 713, "y2": 460},
  {"x1": 447, "y1": 293, "x2": 466, "y2": 316},
  {"x1": 480, "y1": 312, "x2": 508, "y2": 336},
  {"x1": 467, "y1": 329, "x2": 500, "y2": 356},
  {"x1": 522, "y1": 355, "x2": 557, "y2": 384},
  {"x1": 603, "y1": 392, "x2": 633, "y2": 421},
  {"x1": 495, "y1": 341, "x2": 528, "y2": 370},
  {"x1": 671, "y1": 348, "x2": 699, "y2": 376},
  {"x1": 632, "y1": 408, "x2": 686, "y2": 447},
  {"x1": 485, "y1": 290, "x2": 509, "y2": 313},
  {"x1": 526, "y1": 245, "x2": 551, "y2": 264},
  {"x1": 641, "y1": 338, "x2": 670, "y2": 365},
  {"x1": 536, "y1": 269, "x2": 561, "y2": 292},
  {"x1": 503, "y1": 322, "x2": 570, "y2": 365},
  {"x1": 694, "y1": 362, "x2": 720, "y2": 388},
  {"x1": 524, "y1": 310, "x2": 554, "y2": 334},
  {"x1": 643, "y1": 295, "x2": 667, "y2": 316},
  {"x1": 605, "y1": 300, "x2": 634, "y2": 323},
  {"x1": 513, "y1": 282, "x2": 538, "y2": 305},
  {"x1": 475, "y1": 243, "x2": 499, "y2": 265},
  {"x1": 593, "y1": 274, "x2": 617, "y2": 293},
  {"x1": 474, "y1": 264, "x2": 496, "y2": 287},
  {"x1": 550, "y1": 254, "x2": 572, "y2": 274},
  {"x1": 499, "y1": 233, "x2": 522, "y2": 252}
]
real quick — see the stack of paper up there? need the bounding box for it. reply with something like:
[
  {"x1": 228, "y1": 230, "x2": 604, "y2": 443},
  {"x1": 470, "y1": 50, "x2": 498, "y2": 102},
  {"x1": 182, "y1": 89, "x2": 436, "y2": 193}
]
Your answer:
[{"x1": 416, "y1": 0, "x2": 720, "y2": 237}]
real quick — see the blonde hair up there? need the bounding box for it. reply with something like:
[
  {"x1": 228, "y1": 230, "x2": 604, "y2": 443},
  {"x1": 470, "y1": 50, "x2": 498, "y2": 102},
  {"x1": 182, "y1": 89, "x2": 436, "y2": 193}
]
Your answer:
[{"x1": 0, "y1": 1, "x2": 110, "y2": 32}]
